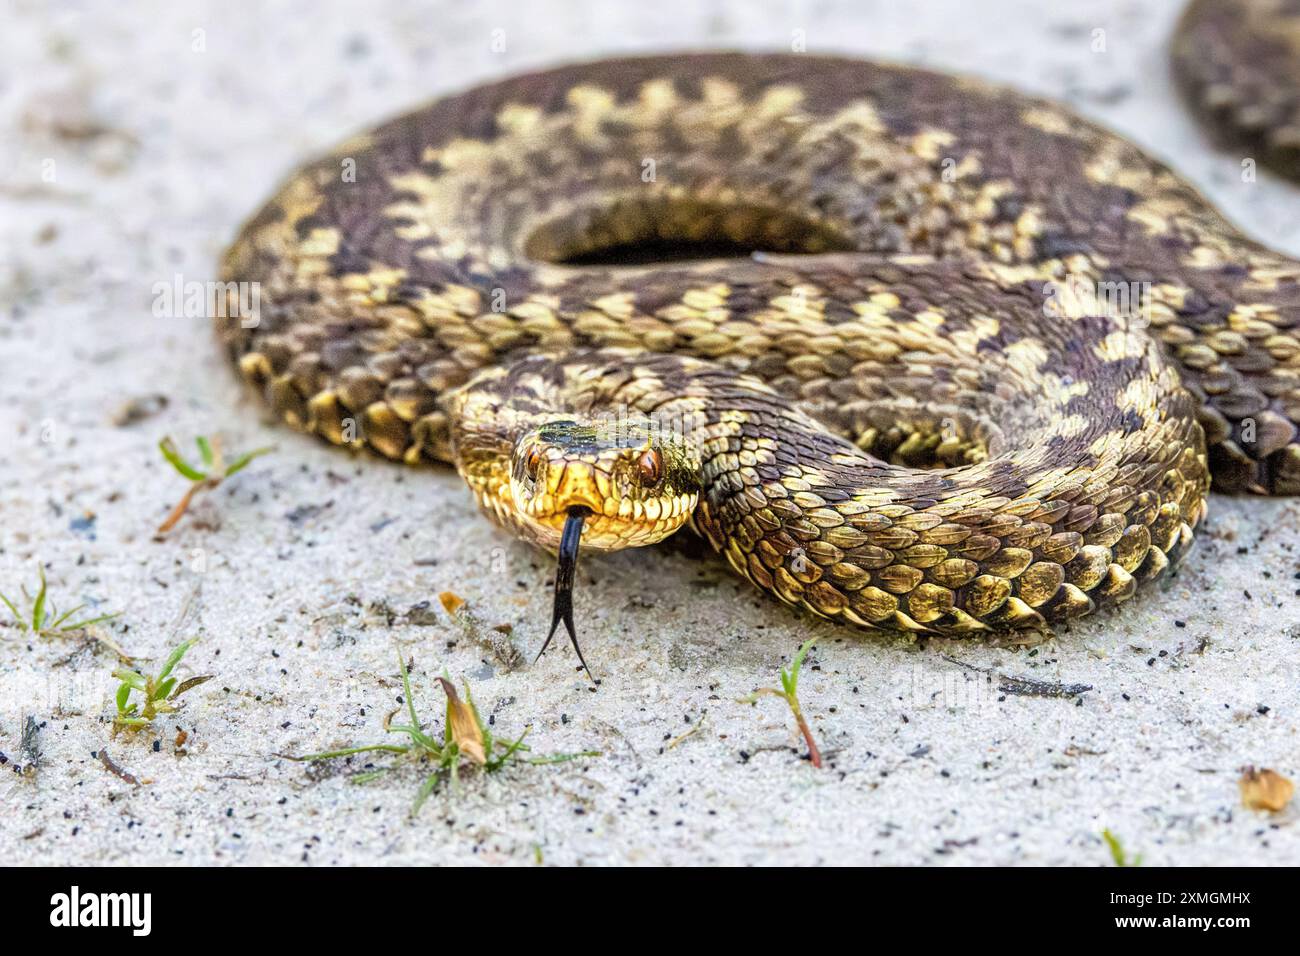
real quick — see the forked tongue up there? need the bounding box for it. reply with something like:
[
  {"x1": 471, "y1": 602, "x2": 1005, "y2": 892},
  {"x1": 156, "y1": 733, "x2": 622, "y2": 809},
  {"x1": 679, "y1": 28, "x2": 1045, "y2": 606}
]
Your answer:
[{"x1": 535, "y1": 506, "x2": 595, "y2": 684}]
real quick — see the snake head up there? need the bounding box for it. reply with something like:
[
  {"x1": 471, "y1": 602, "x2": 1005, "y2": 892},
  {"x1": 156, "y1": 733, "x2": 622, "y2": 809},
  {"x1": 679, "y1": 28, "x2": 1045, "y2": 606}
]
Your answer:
[{"x1": 509, "y1": 415, "x2": 700, "y2": 552}]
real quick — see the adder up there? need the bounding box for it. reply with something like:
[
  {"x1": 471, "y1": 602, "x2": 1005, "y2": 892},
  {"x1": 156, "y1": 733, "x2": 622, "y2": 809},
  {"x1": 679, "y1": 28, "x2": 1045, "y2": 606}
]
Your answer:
[{"x1": 218, "y1": 0, "x2": 1300, "y2": 677}]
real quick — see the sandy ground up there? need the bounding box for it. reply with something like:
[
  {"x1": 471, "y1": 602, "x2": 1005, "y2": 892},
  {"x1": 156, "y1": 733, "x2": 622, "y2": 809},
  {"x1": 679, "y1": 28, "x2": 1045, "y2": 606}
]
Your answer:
[{"x1": 2, "y1": 0, "x2": 1298, "y2": 866}]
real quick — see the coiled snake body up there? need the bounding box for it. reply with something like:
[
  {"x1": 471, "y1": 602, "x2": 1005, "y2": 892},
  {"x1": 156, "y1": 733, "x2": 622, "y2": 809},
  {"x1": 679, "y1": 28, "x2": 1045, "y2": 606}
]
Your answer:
[{"x1": 220, "y1": 2, "x2": 1300, "y2": 652}]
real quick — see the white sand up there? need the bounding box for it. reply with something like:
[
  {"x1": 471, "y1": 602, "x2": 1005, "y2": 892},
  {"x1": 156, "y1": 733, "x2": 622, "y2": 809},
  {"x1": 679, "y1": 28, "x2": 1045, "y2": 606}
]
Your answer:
[{"x1": 2, "y1": 0, "x2": 1297, "y2": 865}]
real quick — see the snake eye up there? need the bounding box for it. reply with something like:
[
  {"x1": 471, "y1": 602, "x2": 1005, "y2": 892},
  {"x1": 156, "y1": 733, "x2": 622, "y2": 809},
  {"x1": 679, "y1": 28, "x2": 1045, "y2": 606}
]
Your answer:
[
  {"x1": 525, "y1": 446, "x2": 546, "y2": 480},
  {"x1": 637, "y1": 448, "x2": 662, "y2": 486}
]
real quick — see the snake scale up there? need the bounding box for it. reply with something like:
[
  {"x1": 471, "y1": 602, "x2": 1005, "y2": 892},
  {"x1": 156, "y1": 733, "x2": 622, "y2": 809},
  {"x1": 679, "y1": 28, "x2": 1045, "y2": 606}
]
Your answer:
[{"x1": 218, "y1": 1, "x2": 1300, "y2": 659}]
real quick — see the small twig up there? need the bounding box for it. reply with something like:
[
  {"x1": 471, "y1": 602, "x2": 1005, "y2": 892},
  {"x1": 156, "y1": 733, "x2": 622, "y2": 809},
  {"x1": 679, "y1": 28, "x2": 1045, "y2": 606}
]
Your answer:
[
  {"x1": 98, "y1": 748, "x2": 140, "y2": 786},
  {"x1": 156, "y1": 481, "x2": 213, "y2": 534},
  {"x1": 665, "y1": 714, "x2": 708, "y2": 752},
  {"x1": 942, "y1": 654, "x2": 1092, "y2": 699},
  {"x1": 18, "y1": 716, "x2": 41, "y2": 776}
]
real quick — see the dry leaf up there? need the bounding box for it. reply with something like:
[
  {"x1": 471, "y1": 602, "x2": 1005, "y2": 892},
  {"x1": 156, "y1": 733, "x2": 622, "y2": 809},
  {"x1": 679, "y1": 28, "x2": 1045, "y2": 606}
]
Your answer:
[
  {"x1": 438, "y1": 677, "x2": 485, "y2": 765},
  {"x1": 1239, "y1": 766, "x2": 1295, "y2": 812},
  {"x1": 438, "y1": 591, "x2": 466, "y2": 615}
]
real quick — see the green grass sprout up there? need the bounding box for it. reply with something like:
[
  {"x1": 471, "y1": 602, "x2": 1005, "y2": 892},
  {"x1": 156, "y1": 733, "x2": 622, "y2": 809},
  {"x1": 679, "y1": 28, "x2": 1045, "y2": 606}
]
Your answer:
[
  {"x1": 156, "y1": 434, "x2": 272, "y2": 533},
  {"x1": 1101, "y1": 829, "x2": 1143, "y2": 867},
  {"x1": 112, "y1": 637, "x2": 212, "y2": 736},
  {"x1": 1, "y1": 566, "x2": 119, "y2": 640},
  {"x1": 741, "y1": 638, "x2": 823, "y2": 768},
  {"x1": 281, "y1": 655, "x2": 599, "y2": 815}
]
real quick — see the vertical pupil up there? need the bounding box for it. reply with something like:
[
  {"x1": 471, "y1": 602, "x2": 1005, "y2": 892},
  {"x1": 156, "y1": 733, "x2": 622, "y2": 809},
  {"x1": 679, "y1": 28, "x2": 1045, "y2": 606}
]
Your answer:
[{"x1": 639, "y1": 450, "x2": 660, "y2": 483}]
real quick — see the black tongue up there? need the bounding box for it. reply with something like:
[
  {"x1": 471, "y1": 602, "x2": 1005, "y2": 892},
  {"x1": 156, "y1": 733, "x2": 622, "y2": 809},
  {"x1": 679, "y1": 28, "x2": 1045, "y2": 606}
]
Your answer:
[{"x1": 535, "y1": 506, "x2": 595, "y2": 684}]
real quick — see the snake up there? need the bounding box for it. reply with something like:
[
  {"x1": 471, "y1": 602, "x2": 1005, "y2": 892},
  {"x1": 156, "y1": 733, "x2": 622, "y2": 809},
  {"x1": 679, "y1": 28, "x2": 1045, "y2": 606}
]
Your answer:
[{"x1": 217, "y1": 0, "x2": 1300, "y2": 673}]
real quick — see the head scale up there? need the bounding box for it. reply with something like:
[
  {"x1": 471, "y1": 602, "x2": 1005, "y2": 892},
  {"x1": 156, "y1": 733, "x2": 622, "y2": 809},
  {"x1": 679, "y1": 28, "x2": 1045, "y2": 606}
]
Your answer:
[
  {"x1": 450, "y1": 381, "x2": 703, "y2": 683},
  {"x1": 509, "y1": 413, "x2": 700, "y2": 552}
]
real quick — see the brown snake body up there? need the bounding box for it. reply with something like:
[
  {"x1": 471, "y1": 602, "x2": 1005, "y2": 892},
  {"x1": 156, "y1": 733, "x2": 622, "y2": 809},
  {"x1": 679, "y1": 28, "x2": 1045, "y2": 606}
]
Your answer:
[{"x1": 219, "y1": 5, "x2": 1300, "y2": 646}]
